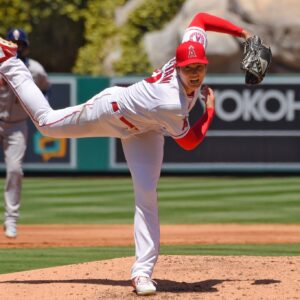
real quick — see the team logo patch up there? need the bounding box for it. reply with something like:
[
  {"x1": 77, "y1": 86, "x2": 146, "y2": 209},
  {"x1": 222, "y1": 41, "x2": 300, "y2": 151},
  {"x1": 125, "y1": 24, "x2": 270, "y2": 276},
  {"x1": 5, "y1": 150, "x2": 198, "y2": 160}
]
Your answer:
[
  {"x1": 188, "y1": 45, "x2": 197, "y2": 59},
  {"x1": 190, "y1": 32, "x2": 206, "y2": 45}
]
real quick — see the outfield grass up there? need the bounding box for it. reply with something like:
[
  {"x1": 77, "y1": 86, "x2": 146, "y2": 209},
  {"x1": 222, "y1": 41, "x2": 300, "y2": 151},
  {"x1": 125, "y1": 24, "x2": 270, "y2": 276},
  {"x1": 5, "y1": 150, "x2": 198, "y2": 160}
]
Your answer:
[
  {"x1": 1, "y1": 244, "x2": 300, "y2": 275},
  {"x1": 1, "y1": 176, "x2": 300, "y2": 275},
  {"x1": 0, "y1": 176, "x2": 299, "y2": 224}
]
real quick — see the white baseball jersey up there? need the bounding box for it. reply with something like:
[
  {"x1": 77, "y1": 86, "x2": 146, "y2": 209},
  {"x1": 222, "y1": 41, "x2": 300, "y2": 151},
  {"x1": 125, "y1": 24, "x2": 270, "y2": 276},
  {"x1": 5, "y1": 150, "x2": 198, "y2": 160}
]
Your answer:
[
  {"x1": 113, "y1": 60, "x2": 194, "y2": 138},
  {"x1": 27, "y1": 58, "x2": 50, "y2": 93},
  {"x1": 112, "y1": 26, "x2": 208, "y2": 138}
]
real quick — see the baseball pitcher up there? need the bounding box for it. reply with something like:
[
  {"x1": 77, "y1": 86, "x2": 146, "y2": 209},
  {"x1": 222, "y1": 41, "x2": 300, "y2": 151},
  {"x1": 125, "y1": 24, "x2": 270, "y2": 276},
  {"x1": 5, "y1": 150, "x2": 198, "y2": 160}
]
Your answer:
[{"x1": 0, "y1": 12, "x2": 270, "y2": 294}]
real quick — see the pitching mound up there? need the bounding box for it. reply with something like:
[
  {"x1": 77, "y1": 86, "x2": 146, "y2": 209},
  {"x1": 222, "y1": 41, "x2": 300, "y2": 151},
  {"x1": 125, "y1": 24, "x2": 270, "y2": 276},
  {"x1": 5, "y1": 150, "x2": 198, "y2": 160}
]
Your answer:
[{"x1": 0, "y1": 255, "x2": 300, "y2": 299}]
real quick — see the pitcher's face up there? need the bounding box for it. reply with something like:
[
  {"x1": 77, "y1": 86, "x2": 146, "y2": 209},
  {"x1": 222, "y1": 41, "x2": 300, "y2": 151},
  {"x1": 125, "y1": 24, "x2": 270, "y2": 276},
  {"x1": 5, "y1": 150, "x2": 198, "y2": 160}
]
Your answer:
[{"x1": 177, "y1": 63, "x2": 207, "y2": 93}]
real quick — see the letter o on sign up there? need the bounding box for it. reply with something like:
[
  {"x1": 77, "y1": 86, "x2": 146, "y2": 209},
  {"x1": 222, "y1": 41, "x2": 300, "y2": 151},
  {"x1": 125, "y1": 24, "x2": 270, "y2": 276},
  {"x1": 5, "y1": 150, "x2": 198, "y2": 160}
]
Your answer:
[
  {"x1": 216, "y1": 90, "x2": 243, "y2": 121},
  {"x1": 258, "y1": 90, "x2": 287, "y2": 121}
]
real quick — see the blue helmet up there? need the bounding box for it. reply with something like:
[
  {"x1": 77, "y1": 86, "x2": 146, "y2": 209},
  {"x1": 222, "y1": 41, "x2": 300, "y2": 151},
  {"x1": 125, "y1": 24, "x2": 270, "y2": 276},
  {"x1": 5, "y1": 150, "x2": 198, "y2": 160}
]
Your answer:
[{"x1": 6, "y1": 28, "x2": 29, "y2": 46}]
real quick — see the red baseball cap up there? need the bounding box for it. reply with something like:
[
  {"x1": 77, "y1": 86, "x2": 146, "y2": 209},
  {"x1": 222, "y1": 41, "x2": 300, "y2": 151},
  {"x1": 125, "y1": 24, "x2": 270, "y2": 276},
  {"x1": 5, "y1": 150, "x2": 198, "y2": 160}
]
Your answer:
[{"x1": 176, "y1": 41, "x2": 208, "y2": 67}]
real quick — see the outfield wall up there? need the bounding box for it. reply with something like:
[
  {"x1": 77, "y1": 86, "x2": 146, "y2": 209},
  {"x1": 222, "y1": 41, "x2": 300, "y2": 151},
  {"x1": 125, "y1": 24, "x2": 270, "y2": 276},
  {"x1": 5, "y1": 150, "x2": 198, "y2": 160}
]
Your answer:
[{"x1": 0, "y1": 74, "x2": 299, "y2": 174}]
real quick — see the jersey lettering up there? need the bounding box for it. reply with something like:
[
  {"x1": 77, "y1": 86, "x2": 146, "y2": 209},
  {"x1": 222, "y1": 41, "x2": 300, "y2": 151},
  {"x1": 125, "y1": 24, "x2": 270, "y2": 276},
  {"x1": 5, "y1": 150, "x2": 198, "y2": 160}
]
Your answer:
[
  {"x1": 144, "y1": 58, "x2": 176, "y2": 84},
  {"x1": 144, "y1": 69, "x2": 163, "y2": 83}
]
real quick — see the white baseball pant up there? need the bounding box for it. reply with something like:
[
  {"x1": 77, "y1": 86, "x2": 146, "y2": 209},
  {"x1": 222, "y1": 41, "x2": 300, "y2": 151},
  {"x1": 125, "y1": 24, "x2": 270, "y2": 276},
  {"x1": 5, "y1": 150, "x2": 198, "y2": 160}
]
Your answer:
[
  {"x1": 122, "y1": 131, "x2": 164, "y2": 279},
  {"x1": 0, "y1": 57, "x2": 164, "y2": 278},
  {"x1": 0, "y1": 120, "x2": 27, "y2": 225}
]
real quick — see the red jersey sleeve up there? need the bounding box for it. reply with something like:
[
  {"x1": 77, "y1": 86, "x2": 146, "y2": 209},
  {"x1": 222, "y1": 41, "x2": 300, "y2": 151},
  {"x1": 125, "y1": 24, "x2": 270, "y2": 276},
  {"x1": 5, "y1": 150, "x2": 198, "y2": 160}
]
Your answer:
[
  {"x1": 188, "y1": 12, "x2": 244, "y2": 37},
  {"x1": 174, "y1": 108, "x2": 215, "y2": 151}
]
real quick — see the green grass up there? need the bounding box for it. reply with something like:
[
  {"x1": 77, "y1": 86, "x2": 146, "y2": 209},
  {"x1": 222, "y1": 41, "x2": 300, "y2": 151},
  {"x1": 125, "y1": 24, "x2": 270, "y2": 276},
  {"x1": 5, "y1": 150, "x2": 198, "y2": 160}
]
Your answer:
[
  {"x1": 1, "y1": 244, "x2": 300, "y2": 275},
  {"x1": 0, "y1": 176, "x2": 300, "y2": 224},
  {"x1": 1, "y1": 176, "x2": 300, "y2": 275},
  {"x1": 0, "y1": 246, "x2": 134, "y2": 274}
]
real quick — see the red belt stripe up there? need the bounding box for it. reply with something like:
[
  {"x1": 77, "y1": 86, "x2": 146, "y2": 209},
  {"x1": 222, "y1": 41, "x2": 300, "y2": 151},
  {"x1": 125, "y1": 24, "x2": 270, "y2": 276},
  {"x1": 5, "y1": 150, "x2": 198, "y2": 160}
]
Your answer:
[{"x1": 112, "y1": 102, "x2": 138, "y2": 131}]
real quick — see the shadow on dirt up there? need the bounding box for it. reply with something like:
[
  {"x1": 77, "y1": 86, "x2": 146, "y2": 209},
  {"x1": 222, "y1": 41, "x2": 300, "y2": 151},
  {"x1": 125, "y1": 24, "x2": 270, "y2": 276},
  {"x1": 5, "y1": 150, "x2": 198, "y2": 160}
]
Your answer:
[
  {"x1": 0, "y1": 278, "x2": 227, "y2": 293},
  {"x1": 0, "y1": 277, "x2": 281, "y2": 293},
  {"x1": 156, "y1": 279, "x2": 230, "y2": 293},
  {"x1": 252, "y1": 279, "x2": 281, "y2": 285}
]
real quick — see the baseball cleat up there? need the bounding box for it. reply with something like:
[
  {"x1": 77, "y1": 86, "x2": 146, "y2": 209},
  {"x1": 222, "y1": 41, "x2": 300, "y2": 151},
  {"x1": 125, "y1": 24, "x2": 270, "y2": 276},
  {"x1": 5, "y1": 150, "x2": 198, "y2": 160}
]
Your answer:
[
  {"x1": 132, "y1": 276, "x2": 157, "y2": 296},
  {"x1": 4, "y1": 223, "x2": 17, "y2": 238},
  {"x1": 0, "y1": 37, "x2": 17, "y2": 63}
]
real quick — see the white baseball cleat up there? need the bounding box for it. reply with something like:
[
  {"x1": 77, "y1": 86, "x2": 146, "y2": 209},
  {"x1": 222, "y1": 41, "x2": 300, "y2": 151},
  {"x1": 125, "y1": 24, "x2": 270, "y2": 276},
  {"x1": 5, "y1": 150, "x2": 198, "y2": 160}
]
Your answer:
[
  {"x1": 4, "y1": 223, "x2": 17, "y2": 238},
  {"x1": 0, "y1": 37, "x2": 17, "y2": 63},
  {"x1": 132, "y1": 276, "x2": 157, "y2": 296}
]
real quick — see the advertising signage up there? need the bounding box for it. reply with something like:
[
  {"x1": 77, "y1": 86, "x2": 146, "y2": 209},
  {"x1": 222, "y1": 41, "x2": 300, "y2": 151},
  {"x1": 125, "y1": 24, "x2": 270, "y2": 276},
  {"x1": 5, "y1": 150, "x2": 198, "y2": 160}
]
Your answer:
[{"x1": 110, "y1": 76, "x2": 300, "y2": 172}]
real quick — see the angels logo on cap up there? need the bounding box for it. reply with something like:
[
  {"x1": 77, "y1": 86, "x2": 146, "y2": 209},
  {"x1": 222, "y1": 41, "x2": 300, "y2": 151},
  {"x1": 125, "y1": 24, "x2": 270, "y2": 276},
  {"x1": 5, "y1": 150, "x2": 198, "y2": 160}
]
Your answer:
[
  {"x1": 176, "y1": 41, "x2": 208, "y2": 67},
  {"x1": 188, "y1": 45, "x2": 197, "y2": 59}
]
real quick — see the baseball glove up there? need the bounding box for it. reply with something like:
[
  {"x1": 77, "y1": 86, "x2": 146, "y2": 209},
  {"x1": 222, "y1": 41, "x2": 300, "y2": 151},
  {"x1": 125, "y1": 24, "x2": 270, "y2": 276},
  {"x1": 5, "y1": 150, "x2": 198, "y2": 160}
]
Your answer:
[{"x1": 241, "y1": 35, "x2": 272, "y2": 85}]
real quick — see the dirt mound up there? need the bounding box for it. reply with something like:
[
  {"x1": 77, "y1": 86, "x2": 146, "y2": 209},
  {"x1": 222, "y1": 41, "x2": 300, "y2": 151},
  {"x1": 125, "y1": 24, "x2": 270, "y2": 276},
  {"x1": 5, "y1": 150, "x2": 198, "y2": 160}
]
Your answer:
[{"x1": 0, "y1": 255, "x2": 299, "y2": 299}]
